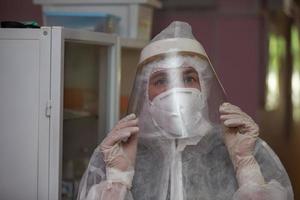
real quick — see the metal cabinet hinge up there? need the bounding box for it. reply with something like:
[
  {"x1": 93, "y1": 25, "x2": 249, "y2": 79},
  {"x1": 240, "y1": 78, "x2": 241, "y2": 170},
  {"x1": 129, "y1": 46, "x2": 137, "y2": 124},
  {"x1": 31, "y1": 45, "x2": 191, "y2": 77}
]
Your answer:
[{"x1": 45, "y1": 100, "x2": 52, "y2": 118}]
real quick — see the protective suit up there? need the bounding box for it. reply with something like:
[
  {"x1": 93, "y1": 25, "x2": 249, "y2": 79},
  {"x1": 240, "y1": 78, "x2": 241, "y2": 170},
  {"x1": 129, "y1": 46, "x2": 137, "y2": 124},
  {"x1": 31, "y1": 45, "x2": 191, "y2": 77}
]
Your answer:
[{"x1": 77, "y1": 21, "x2": 294, "y2": 200}]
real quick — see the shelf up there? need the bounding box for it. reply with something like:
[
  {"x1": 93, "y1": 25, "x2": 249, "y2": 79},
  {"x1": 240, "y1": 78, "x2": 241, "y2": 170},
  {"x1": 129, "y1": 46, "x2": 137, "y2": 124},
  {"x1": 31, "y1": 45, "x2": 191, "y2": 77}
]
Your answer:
[
  {"x1": 34, "y1": 0, "x2": 162, "y2": 8},
  {"x1": 63, "y1": 109, "x2": 97, "y2": 120},
  {"x1": 120, "y1": 37, "x2": 148, "y2": 49}
]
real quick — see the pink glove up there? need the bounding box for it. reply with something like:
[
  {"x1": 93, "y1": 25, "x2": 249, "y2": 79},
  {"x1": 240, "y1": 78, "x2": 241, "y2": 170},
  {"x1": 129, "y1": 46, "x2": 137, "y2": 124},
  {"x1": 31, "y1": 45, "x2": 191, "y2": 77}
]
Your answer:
[
  {"x1": 219, "y1": 103, "x2": 265, "y2": 187},
  {"x1": 99, "y1": 113, "x2": 139, "y2": 189}
]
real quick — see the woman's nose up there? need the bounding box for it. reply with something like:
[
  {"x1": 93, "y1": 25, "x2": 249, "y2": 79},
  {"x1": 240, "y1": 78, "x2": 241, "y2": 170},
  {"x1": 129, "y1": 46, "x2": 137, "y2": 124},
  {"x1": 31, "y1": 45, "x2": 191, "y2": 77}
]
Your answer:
[{"x1": 168, "y1": 75, "x2": 184, "y2": 89}]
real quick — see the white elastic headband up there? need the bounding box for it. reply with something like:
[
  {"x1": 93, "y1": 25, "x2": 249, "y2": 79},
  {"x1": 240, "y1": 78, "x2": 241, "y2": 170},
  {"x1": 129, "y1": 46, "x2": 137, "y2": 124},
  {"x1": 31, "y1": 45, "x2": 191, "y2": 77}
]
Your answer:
[{"x1": 139, "y1": 38, "x2": 208, "y2": 64}]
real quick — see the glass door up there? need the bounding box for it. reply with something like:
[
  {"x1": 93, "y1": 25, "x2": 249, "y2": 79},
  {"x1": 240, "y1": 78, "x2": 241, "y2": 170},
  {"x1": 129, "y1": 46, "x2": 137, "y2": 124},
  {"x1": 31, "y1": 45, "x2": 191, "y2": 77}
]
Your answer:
[
  {"x1": 49, "y1": 27, "x2": 120, "y2": 200},
  {"x1": 62, "y1": 42, "x2": 109, "y2": 200}
]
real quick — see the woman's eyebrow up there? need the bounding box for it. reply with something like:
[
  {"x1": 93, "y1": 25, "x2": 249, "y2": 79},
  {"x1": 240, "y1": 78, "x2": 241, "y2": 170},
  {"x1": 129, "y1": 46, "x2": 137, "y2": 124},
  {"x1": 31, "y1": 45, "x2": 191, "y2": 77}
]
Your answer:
[
  {"x1": 183, "y1": 68, "x2": 199, "y2": 76},
  {"x1": 149, "y1": 71, "x2": 168, "y2": 81}
]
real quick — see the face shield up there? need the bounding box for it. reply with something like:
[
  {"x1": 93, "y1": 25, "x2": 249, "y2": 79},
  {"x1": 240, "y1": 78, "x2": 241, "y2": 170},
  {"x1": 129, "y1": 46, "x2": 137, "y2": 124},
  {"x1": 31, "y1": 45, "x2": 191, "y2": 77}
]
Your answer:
[
  {"x1": 147, "y1": 54, "x2": 212, "y2": 138},
  {"x1": 128, "y1": 37, "x2": 227, "y2": 139}
]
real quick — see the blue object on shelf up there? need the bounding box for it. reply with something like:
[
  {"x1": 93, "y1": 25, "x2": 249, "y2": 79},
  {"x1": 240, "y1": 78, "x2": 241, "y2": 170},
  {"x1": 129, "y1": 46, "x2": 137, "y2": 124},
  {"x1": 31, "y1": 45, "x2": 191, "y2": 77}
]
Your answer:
[{"x1": 44, "y1": 11, "x2": 120, "y2": 33}]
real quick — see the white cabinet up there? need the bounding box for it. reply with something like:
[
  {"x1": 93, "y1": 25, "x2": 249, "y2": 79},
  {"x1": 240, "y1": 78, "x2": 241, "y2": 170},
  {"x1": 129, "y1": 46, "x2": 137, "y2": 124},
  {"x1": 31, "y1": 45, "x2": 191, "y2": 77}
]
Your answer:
[
  {"x1": 0, "y1": 27, "x2": 51, "y2": 200},
  {"x1": 0, "y1": 27, "x2": 121, "y2": 200}
]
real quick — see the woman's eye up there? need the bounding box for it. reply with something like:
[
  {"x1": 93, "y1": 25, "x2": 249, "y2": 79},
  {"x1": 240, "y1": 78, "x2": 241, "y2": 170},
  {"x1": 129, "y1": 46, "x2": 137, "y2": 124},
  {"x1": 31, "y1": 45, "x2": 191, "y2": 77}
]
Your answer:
[
  {"x1": 154, "y1": 78, "x2": 168, "y2": 86},
  {"x1": 183, "y1": 76, "x2": 196, "y2": 84}
]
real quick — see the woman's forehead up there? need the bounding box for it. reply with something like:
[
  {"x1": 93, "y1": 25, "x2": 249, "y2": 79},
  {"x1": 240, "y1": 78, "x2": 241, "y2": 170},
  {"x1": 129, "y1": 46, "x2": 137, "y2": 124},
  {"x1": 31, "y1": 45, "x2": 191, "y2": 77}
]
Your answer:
[
  {"x1": 152, "y1": 57, "x2": 196, "y2": 69},
  {"x1": 147, "y1": 55, "x2": 208, "y2": 76},
  {"x1": 150, "y1": 67, "x2": 199, "y2": 78}
]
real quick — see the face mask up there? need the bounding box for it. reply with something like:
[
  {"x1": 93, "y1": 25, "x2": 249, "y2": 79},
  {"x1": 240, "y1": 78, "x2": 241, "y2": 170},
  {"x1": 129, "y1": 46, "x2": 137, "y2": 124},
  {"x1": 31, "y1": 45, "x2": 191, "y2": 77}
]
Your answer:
[{"x1": 149, "y1": 87, "x2": 211, "y2": 139}]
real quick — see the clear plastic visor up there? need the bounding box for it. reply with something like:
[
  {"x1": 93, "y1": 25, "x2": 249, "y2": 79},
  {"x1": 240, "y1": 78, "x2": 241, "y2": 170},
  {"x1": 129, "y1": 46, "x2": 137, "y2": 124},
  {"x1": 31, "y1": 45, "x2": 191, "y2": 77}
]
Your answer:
[
  {"x1": 128, "y1": 52, "x2": 227, "y2": 139},
  {"x1": 148, "y1": 66, "x2": 201, "y2": 101}
]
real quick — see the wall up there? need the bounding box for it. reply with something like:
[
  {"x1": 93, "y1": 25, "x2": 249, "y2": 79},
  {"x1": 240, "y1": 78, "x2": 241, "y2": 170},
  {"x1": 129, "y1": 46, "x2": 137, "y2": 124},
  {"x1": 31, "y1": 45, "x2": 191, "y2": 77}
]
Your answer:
[
  {"x1": 0, "y1": 0, "x2": 42, "y2": 25},
  {"x1": 153, "y1": 0, "x2": 262, "y2": 119}
]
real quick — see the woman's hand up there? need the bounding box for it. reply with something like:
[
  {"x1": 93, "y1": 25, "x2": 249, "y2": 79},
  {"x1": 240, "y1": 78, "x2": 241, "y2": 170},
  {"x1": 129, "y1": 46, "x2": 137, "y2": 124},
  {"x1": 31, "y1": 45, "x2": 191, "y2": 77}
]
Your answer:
[
  {"x1": 219, "y1": 103, "x2": 264, "y2": 187},
  {"x1": 99, "y1": 113, "x2": 139, "y2": 188}
]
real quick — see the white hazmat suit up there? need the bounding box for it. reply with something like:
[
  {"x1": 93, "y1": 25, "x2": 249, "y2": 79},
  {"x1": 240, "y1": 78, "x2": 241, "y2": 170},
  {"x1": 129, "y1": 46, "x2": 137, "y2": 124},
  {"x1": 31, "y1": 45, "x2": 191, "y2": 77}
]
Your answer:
[{"x1": 77, "y1": 21, "x2": 294, "y2": 200}]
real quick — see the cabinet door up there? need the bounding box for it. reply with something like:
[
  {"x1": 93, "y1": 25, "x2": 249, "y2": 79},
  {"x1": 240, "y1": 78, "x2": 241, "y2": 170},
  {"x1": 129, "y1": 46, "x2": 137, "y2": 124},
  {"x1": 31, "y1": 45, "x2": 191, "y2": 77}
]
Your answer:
[
  {"x1": 49, "y1": 27, "x2": 120, "y2": 200},
  {"x1": 0, "y1": 28, "x2": 51, "y2": 200}
]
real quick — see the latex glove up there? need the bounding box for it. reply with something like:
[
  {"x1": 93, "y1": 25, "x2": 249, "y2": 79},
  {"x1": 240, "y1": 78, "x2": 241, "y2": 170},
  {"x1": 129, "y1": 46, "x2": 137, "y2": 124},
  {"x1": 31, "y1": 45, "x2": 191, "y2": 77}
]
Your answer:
[
  {"x1": 99, "y1": 113, "x2": 139, "y2": 189},
  {"x1": 219, "y1": 102, "x2": 265, "y2": 187},
  {"x1": 233, "y1": 180, "x2": 289, "y2": 200}
]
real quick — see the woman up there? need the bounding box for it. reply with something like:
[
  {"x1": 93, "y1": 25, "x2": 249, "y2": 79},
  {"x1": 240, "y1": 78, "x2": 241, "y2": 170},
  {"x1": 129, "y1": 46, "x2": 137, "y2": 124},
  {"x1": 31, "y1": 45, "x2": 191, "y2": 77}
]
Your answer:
[{"x1": 77, "y1": 21, "x2": 293, "y2": 200}]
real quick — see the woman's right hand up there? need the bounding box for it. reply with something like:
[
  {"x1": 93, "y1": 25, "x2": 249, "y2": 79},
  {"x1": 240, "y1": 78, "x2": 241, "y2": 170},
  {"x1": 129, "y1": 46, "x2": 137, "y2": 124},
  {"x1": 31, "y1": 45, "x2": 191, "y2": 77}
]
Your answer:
[{"x1": 99, "y1": 113, "x2": 139, "y2": 188}]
